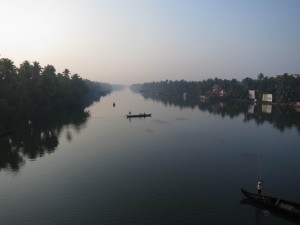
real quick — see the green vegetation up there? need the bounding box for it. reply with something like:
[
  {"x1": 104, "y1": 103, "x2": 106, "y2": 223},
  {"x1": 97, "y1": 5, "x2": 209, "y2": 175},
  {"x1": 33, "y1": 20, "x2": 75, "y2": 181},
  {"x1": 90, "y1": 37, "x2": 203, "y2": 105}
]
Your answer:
[
  {"x1": 0, "y1": 57, "x2": 112, "y2": 121},
  {"x1": 137, "y1": 73, "x2": 300, "y2": 104}
]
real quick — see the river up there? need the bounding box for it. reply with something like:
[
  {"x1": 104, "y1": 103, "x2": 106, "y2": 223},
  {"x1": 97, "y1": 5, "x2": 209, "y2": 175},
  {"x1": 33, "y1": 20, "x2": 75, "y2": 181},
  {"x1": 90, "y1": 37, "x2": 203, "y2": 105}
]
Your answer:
[{"x1": 0, "y1": 87, "x2": 299, "y2": 225}]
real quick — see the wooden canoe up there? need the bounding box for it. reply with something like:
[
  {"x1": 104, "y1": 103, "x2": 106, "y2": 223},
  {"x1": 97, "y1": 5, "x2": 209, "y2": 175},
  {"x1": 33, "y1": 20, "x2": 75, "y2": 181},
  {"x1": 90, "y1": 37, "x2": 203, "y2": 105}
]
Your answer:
[
  {"x1": 241, "y1": 188, "x2": 300, "y2": 217},
  {"x1": 126, "y1": 113, "x2": 151, "y2": 118}
]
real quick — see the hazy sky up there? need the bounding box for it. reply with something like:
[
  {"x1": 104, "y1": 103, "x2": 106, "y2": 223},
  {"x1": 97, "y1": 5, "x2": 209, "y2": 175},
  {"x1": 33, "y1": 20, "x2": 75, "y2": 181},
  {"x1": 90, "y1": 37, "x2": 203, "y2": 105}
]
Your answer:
[{"x1": 1, "y1": 0, "x2": 300, "y2": 84}]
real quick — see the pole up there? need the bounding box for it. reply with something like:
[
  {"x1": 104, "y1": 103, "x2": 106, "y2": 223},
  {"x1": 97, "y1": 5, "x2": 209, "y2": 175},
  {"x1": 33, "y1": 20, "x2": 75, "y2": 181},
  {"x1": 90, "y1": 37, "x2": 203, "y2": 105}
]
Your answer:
[{"x1": 257, "y1": 155, "x2": 264, "y2": 195}]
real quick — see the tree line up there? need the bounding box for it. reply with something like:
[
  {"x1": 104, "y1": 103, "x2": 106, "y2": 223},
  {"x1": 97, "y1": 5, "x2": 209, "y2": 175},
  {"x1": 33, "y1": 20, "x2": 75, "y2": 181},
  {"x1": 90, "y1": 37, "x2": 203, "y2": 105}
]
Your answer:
[
  {"x1": 137, "y1": 73, "x2": 300, "y2": 104},
  {"x1": 0, "y1": 57, "x2": 112, "y2": 121}
]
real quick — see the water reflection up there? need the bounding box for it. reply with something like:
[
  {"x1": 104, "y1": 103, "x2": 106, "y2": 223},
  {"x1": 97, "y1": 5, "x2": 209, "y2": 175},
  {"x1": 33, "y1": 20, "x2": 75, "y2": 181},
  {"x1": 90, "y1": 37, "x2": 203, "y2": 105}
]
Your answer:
[
  {"x1": 0, "y1": 109, "x2": 89, "y2": 173},
  {"x1": 141, "y1": 92, "x2": 300, "y2": 134},
  {"x1": 240, "y1": 199, "x2": 300, "y2": 225}
]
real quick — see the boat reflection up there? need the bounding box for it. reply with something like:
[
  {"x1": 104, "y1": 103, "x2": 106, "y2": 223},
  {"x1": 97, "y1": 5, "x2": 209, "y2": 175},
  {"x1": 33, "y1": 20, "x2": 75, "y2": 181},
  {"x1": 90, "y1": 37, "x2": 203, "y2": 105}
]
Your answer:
[{"x1": 240, "y1": 199, "x2": 300, "y2": 225}]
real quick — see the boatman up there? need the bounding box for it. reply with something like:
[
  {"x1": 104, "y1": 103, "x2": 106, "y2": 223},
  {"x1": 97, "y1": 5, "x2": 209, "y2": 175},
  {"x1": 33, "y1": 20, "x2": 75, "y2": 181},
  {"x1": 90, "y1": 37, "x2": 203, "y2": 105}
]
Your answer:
[{"x1": 257, "y1": 181, "x2": 263, "y2": 195}]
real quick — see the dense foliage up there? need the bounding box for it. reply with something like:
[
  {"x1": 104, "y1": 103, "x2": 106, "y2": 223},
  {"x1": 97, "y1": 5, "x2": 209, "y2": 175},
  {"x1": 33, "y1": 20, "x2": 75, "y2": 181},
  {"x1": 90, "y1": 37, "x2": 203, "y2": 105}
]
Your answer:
[
  {"x1": 0, "y1": 58, "x2": 111, "y2": 121},
  {"x1": 83, "y1": 79, "x2": 112, "y2": 106},
  {"x1": 138, "y1": 73, "x2": 300, "y2": 103}
]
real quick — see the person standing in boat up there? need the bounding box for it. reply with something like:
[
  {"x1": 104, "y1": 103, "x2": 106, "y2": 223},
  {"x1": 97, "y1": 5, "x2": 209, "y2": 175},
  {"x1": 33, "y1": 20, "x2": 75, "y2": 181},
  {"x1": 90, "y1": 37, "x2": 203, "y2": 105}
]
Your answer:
[{"x1": 257, "y1": 181, "x2": 263, "y2": 195}]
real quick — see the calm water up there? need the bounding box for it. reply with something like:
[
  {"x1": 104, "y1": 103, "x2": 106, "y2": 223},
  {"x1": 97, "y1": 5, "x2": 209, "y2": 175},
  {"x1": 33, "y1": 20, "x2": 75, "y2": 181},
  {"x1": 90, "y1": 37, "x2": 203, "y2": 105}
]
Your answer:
[{"x1": 0, "y1": 88, "x2": 300, "y2": 225}]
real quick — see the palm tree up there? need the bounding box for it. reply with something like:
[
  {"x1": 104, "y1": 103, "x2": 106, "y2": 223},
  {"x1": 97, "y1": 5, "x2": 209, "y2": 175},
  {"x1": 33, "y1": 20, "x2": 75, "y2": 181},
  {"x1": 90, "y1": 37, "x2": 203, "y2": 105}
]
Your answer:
[
  {"x1": 0, "y1": 58, "x2": 17, "y2": 81},
  {"x1": 19, "y1": 60, "x2": 32, "y2": 80},
  {"x1": 31, "y1": 61, "x2": 42, "y2": 79},
  {"x1": 62, "y1": 69, "x2": 70, "y2": 79}
]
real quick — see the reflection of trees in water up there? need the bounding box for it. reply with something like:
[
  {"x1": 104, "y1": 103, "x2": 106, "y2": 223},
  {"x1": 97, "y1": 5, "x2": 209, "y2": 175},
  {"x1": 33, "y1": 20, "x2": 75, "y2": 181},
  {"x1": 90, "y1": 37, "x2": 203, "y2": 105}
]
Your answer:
[
  {"x1": 0, "y1": 109, "x2": 89, "y2": 173},
  {"x1": 142, "y1": 93, "x2": 300, "y2": 134},
  {"x1": 244, "y1": 105, "x2": 300, "y2": 133},
  {"x1": 143, "y1": 93, "x2": 200, "y2": 110}
]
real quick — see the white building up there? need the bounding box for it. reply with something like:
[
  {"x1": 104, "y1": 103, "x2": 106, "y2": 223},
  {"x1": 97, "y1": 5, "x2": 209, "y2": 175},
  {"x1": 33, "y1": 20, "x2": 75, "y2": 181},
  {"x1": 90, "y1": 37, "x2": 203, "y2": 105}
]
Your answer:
[
  {"x1": 262, "y1": 94, "x2": 272, "y2": 102},
  {"x1": 249, "y1": 90, "x2": 256, "y2": 100}
]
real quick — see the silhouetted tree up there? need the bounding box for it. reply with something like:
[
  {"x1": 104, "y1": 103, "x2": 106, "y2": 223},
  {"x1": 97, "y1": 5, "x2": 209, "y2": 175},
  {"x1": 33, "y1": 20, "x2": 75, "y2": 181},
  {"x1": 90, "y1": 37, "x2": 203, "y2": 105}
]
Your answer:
[{"x1": 0, "y1": 57, "x2": 112, "y2": 121}]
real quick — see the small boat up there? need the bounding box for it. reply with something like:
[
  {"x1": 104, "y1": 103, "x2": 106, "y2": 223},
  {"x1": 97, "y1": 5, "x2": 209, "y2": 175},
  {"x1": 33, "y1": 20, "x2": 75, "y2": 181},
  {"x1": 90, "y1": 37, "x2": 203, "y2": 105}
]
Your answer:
[
  {"x1": 126, "y1": 113, "x2": 151, "y2": 118},
  {"x1": 241, "y1": 188, "x2": 300, "y2": 216}
]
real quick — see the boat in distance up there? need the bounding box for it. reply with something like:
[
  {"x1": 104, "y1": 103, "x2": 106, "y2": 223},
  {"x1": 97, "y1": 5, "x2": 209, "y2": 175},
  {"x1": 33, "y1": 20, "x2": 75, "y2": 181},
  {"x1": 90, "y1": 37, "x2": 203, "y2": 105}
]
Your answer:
[
  {"x1": 241, "y1": 188, "x2": 300, "y2": 216},
  {"x1": 126, "y1": 113, "x2": 152, "y2": 118}
]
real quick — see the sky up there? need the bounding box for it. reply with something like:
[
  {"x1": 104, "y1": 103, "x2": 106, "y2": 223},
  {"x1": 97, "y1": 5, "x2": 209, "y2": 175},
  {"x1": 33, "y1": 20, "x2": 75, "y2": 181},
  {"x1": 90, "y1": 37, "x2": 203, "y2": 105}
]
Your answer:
[{"x1": 1, "y1": 0, "x2": 300, "y2": 85}]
